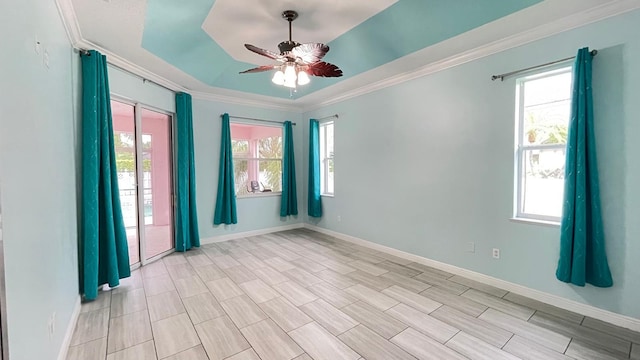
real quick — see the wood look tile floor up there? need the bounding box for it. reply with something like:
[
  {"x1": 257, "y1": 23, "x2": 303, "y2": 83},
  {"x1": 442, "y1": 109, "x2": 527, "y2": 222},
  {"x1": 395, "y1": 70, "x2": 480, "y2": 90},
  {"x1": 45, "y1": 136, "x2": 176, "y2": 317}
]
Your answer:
[{"x1": 68, "y1": 229, "x2": 640, "y2": 360}]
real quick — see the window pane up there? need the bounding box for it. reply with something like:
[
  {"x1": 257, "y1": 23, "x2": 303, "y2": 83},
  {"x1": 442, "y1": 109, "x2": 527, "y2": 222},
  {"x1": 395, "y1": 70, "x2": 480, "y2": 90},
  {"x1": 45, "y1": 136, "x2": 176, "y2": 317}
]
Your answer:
[
  {"x1": 230, "y1": 123, "x2": 283, "y2": 195},
  {"x1": 523, "y1": 100, "x2": 570, "y2": 145},
  {"x1": 523, "y1": 71, "x2": 571, "y2": 107},
  {"x1": 327, "y1": 158, "x2": 334, "y2": 194},
  {"x1": 234, "y1": 159, "x2": 249, "y2": 196},
  {"x1": 259, "y1": 136, "x2": 282, "y2": 159},
  {"x1": 232, "y1": 139, "x2": 249, "y2": 157},
  {"x1": 521, "y1": 148, "x2": 565, "y2": 217},
  {"x1": 320, "y1": 122, "x2": 334, "y2": 195},
  {"x1": 326, "y1": 123, "x2": 334, "y2": 156},
  {"x1": 259, "y1": 160, "x2": 282, "y2": 192}
]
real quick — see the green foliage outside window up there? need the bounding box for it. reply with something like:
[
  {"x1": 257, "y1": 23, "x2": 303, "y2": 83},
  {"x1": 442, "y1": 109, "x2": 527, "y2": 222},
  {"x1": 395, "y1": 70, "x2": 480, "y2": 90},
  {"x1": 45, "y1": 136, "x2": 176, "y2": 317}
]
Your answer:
[
  {"x1": 114, "y1": 132, "x2": 152, "y2": 172},
  {"x1": 232, "y1": 135, "x2": 283, "y2": 195},
  {"x1": 259, "y1": 136, "x2": 282, "y2": 192}
]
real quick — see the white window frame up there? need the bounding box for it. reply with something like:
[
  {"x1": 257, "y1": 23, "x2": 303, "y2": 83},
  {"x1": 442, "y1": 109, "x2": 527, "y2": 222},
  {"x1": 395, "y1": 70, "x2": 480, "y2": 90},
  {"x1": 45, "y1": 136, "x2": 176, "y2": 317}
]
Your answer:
[
  {"x1": 320, "y1": 121, "x2": 334, "y2": 196},
  {"x1": 230, "y1": 122, "x2": 283, "y2": 197},
  {"x1": 514, "y1": 65, "x2": 572, "y2": 223}
]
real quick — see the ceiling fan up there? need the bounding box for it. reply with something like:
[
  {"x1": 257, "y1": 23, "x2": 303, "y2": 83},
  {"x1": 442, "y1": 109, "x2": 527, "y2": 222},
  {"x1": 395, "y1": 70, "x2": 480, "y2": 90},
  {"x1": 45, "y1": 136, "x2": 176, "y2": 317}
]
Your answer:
[{"x1": 239, "y1": 10, "x2": 343, "y2": 88}]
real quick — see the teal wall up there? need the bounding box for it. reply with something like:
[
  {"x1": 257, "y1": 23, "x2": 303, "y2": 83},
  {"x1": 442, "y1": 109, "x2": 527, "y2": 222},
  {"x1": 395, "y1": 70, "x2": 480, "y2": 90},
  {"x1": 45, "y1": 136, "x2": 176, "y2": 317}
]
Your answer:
[
  {"x1": 0, "y1": 0, "x2": 81, "y2": 358},
  {"x1": 0, "y1": 4, "x2": 636, "y2": 360},
  {"x1": 304, "y1": 9, "x2": 640, "y2": 319},
  {"x1": 193, "y1": 99, "x2": 304, "y2": 240}
]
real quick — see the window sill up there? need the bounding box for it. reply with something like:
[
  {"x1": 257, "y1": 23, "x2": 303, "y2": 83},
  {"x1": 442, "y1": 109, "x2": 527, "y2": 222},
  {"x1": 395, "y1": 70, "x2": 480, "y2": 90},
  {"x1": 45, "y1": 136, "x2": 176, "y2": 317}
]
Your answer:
[
  {"x1": 321, "y1": 193, "x2": 334, "y2": 198},
  {"x1": 510, "y1": 217, "x2": 560, "y2": 227},
  {"x1": 237, "y1": 192, "x2": 282, "y2": 199}
]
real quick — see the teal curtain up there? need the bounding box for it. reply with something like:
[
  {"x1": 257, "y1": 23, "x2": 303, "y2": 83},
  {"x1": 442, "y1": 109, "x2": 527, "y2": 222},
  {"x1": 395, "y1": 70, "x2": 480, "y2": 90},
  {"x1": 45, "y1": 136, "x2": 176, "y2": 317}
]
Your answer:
[
  {"x1": 308, "y1": 119, "x2": 323, "y2": 217},
  {"x1": 175, "y1": 93, "x2": 200, "y2": 251},
  {"x1": 556, "y1": 48, "x2": 612, "y2": 287},
  {"x1": 280, "y1": 121, "x2": 298, "y2": 216},
  {"x1": 80, "y1": 50, "x2": 130, "y2": 300},
  {"x1": 213, "y1": 113, "x2": 237, "y2": 224}
]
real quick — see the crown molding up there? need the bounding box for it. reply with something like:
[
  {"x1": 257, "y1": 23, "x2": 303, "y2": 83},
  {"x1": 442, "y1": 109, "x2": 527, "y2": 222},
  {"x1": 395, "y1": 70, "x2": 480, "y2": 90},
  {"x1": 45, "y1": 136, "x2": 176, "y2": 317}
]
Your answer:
[
  {"x1": 56, "y1": 0, "x2": 640, "y2": 112},
  {"x1": 54, "y1": 0, "x2": 301, "y2": 111},
  {"x1": 55, "y1": 0, "x2": 83, "y2": 47},
  {"x1": 299, "y1": 0, "x2": 640, "y2": 112},
  {"x1": 74, "y1": 39, "x2": 189, "y2": 94},
  {"x1": 55, "y1": 0, "x2": 186, "y2": 94},
  {"x1": 190, "y1": 90, "x2": 302, "y2": 112}
]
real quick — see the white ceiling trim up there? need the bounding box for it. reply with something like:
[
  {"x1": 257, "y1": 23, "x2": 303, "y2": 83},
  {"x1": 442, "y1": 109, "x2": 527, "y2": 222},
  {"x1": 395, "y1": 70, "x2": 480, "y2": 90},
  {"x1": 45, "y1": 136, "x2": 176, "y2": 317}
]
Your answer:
[
  {"x1": 56, "y1": 0, "x2": 640, "y2": 113},
  {"x1": 55, "y1": 0, "x2": 83, "y2": 47},
  {"x1": 190, "y1": 90, "x2": 303, "y2": 112},
  {"x1": 56, "y1": 0, "x2": 300, "y2": 111},
  {"x1": 299, "y1": 0, "x2": 640, "y2": 112},
  {"x1": 75, "y1": 38, "x2": 189, "y2": 94}
]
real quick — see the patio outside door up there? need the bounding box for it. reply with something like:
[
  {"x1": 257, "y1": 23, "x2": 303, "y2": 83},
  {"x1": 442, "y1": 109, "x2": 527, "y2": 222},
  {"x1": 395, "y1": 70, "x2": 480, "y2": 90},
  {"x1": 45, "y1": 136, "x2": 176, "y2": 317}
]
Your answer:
[{"x1": 111, "y1": 100, "x2": 174, "y2": 266}]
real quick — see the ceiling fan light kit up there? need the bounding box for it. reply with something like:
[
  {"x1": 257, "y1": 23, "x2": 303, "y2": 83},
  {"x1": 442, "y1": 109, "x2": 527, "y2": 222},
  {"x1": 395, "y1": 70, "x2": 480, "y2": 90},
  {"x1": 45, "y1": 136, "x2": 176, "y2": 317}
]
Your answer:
[{"x1": 240, "y1": 10, "x2": 343, "y2": 89}]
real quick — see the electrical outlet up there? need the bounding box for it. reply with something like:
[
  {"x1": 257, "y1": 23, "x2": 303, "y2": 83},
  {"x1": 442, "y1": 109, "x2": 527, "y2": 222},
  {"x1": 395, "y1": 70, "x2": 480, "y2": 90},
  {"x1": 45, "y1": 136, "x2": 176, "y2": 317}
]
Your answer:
[
  {"x1": 492, "y1": 248, "x2": 500, "y2": 259},
  {"x1": 466, "y1": 242, "x2": 475, "y2": 253},
  {"x1": 337, "y1": 215, "x2": 341, "y2": 222}
]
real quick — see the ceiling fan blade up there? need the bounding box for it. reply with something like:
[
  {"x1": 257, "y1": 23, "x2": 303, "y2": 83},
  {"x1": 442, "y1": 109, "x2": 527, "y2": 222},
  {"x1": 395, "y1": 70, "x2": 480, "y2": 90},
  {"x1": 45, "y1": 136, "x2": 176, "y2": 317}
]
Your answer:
[
  {"x1": 307, "y1": 62, "x2": 343, "y2": 77},
  {"x1": 239, "y1": 65, "x2": 279, "y2": 74},
  {"x1": 292, "y1": 43, "x2": 330, "y2": 64},
  {"x1": 244, "y1": 44, "x2": 286, "y2": 62}
]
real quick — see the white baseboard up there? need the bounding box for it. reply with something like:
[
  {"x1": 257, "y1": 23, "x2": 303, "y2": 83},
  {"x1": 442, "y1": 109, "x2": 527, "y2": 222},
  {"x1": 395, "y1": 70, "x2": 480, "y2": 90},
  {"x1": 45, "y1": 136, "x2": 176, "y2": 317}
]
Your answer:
[
  {"x1": 201, "y1": 223, "x2": 304, "y2": 244},
  {"x1": 304, "y1": 224, "x2": 640, "y2": 333},
  {"x1": 57, "y1": 295, "x2": 82, "y2": 360}
]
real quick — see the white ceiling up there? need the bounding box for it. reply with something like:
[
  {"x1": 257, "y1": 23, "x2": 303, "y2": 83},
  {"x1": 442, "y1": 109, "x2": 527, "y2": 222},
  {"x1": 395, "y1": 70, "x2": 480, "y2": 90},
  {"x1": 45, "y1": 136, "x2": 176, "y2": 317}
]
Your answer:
[{"x1": 203, "y1": 0, "x2": 398, "y2": 64}]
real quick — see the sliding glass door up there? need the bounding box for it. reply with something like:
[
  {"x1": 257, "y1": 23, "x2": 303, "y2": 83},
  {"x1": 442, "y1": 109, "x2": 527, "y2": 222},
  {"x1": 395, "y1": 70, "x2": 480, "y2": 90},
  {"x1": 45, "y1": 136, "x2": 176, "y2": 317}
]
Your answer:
[
  {"x1": 111, "y1": 100, "x2": 174, "y2": 265},
  {"x1": 140, "y1": 108, "x2": 173, "y2": 259},
  {"x1": 112, "y1": 101, "x2": 140, "y2": 265}
]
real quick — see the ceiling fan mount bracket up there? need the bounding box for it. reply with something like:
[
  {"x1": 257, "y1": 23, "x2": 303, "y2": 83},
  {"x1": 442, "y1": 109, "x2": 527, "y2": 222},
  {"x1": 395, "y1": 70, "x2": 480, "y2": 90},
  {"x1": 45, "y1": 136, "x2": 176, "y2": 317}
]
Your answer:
[{"x1": 282, "y1": 10, "x2": 298, "y2": 22}]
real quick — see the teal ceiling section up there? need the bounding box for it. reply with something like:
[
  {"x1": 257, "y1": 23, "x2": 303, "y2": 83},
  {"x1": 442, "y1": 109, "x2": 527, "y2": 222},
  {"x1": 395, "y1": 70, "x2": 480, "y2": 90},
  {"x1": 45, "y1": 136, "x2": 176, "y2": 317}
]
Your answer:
[
  {"x1": 143, "y1": 0, "x2": 542, "y2": 99},
  {"x1": 142, "y1": 0, "x2": 291, "y2": 97}
]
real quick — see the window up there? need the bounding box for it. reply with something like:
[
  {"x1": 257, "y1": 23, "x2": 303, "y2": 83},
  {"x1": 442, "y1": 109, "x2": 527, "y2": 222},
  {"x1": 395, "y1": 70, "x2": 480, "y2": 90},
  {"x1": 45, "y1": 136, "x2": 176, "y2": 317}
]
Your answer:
[
  {"x1": 320, "y1": 121, "x2": 334, "y2": 195},
  {"x1": 515, "y1": 66, "x2": 572, "y2": 222},
  {"x1": 230, "y1": 123, "x2": 283, "y2": 196}
]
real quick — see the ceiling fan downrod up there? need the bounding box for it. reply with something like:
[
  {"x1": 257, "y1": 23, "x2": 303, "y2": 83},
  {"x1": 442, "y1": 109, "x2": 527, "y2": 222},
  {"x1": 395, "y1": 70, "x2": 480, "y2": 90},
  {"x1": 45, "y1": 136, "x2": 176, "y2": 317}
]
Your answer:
[{"x1": 282, "y1": 10, "x2": 298, "y2": 43}]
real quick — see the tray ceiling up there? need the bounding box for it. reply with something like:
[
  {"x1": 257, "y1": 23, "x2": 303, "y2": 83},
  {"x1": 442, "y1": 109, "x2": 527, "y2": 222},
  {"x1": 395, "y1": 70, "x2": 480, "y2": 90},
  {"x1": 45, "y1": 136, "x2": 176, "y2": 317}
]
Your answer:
[{"x1": 64, "y1": 0, "x2": 628, "y2": 106}]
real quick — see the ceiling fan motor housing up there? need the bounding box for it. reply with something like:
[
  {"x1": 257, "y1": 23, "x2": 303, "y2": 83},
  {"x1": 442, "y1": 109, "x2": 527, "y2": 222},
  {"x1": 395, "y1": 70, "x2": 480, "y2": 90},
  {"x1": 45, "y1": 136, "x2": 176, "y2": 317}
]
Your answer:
[{"x1": 278, "y1": 41, "x2": 300, "y2": 55}]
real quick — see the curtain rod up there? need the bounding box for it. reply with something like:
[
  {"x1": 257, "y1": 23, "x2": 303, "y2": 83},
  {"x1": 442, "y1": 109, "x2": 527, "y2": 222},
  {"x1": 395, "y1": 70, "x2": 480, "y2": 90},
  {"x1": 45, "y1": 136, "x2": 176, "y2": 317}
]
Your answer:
[
  {"x1": 75, "y1": 48, "x2": 179, "y2": 93},
  {"x1": 224, "y1": 114, "x2": 296, "y2": 126},
  {"x1": 491, "y1": 49, "x2": 598, "y2": 81},
  {"x1": 316, "y1": 114, "x2": 339, "y2": 121}
]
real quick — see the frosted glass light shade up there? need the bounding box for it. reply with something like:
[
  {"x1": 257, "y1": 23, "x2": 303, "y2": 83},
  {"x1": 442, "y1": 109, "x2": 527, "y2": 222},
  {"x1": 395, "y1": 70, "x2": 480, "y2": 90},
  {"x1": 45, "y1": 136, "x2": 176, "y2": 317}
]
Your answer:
[
  {"x1": 283, "y1": 65, "x2": 297, "y2": 88},
  {"x1": 297, "y1": 70, "x2": 310, "y2": 85},
  {"x1": 272, "y1": 70, "x2": 285, "y2": 85}
]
